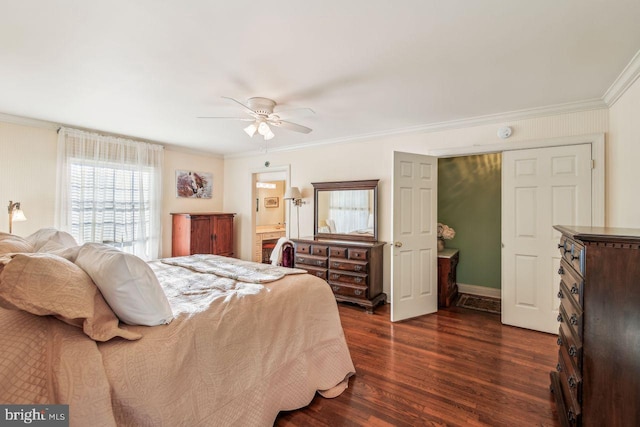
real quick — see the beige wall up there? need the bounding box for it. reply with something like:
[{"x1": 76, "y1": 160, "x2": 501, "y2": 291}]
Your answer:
[
  {"x1": 224, "y1": 109, "x2": 609, "y2": 295},
  {"x1": 161, "y1": 149, "x2": 224, "y2": 258},
  {"x1": 607, "y1": 76, "x2": 640, "y2": 228},
  {"x1": 0, "y1": 121, "x2": 57, "y2": 236},
  {"x1": 0, "y1": 120, "x2": 223, "y2": 258},
  {"x1": 256, "y1": 181, "x2": 285, "y2": 227}
]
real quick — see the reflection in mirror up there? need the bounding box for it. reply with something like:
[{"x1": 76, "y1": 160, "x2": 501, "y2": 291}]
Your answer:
[
  {"x1": 316, "y1": 190, "x2": 374, "y2": 235},
  {"x1": 313, "y1": 179, "x2": 378, "y2": 242}
]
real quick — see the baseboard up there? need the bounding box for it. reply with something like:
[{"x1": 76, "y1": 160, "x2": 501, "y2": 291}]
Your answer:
[{"x1": 457, "y1": 283, "x2": 501, "y2": 299}]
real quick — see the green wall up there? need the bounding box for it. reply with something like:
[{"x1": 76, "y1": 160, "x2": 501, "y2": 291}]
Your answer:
[{"x1": 438, "y1": 153, "x2": 502, "y2": 289}]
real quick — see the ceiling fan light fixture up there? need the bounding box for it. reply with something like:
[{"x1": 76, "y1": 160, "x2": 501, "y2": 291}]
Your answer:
[
  {"x1": 200, "y1": 97, "x2": 313, "y2": 143},
  {"x1": 256, "y1": 121, "x2": 275, "y2": 140},
  {"x1": 257, "y1": 121, "x2": 270, "y2": 136},
  {"x1": 244, "y1": 123, "x2": 257, "y2": 137}
]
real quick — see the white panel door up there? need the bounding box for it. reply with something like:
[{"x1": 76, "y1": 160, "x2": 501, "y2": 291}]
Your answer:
[
  {"x1": 391, "y1": 151, "x2": 438, "y2": 322},
  {"x1": 502, "y1": 144, "x2": 592, "y2": 333}
]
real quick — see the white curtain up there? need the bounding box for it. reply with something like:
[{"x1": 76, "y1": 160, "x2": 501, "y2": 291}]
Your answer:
[
  {"x1": 55, "y1": 127, "x2": 163, "y2": 260},
  {"x1": 329, "y1": 190, "x2": 370, "y2": 233}
]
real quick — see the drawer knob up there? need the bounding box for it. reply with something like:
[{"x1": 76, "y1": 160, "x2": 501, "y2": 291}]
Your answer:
[
  {"x1": 557, "y1": 314, "x2": 563, "y2": 323},
  {"x1": 557, "y1": 243, "x2": 565, "y2": 250},
  {"x1": 354, "y1": 289, "x2": 363, "y2": 296},
  {"x1": 557, "y1": 290, "x2": 564, "y2": 299},
  {"x1": 315, "y1": 272, "x2": 323, "y2": 277},
  {"x1": 570, "y1": 253, "x2": 579, "y2": 260},
  {"x1": 332, "y1": 286, "x2": 339, "y2": 292},
  {"x1": 355, "y1": 265, "x2": 363, "y2": 271},
  {"x1": 355, "y1": 277, "x2": 363, "y2": 283},
  {"x1": 558, "y1": 266, "x2": 564, "y2": 275},
  {"x1": 570, "y1": 285, "x2": 579, "y2": 295},
  {"x1": 569, "y1": 346, "x2": 577, "y2": 357},
  {"x1": 570, "y1": 314, "x2": 578, "y2": 326},
  {"x1": 568, "y1": 376, "x2": 577, "y2": 388},
  {"x1": 333, "y1": 262, "x2": 340, "y2": 267},
  {"x1": 556, "y1": 363, "x2": 562, "y2": 372},
  {"x1": 557, "y1": 337, "x2": 562, "y2": 346}
]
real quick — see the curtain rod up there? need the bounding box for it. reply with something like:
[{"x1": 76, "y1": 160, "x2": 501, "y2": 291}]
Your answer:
[{"x1": 56, "y1": 126, "x2": 164, "y2": 149}]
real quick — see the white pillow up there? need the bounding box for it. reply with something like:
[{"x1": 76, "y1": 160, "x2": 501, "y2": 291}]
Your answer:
[
  {"x1": 75, "y1": 243, "x2": 173, "y2": 326},
  {"x1": 26, "y1": 228, "x2": 78, "y2": 251}
]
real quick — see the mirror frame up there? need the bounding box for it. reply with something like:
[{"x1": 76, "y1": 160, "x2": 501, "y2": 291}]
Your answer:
[{"x1": 312, "y1": 179, "x2": 379, "y2": 242}]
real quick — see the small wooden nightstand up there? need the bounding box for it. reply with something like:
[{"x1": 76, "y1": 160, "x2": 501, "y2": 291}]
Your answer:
[{"x1": 438, "y1": 248, "x2": 459, "y2": 308}]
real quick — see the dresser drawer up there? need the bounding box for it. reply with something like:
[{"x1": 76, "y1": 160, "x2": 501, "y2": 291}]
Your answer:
[
  {"x1": 329, "y1": 259, "x2": 367, "y2": 273},
  {"x1": 558, "y1": 322, "x2": 582, "y2": 372},
  {"x1": 329, "y1": 282, "x2": 368, "y2": 300},
  {"x1": 295, "y1": 243, "x2": 311, "y2": 254},
  {"x1": 310, "y1": 245, "x2": 329, "y2": 256},
  {"x1": 295, "y1": 254, "x2": 328, "y2": 268},
  {"x1": 329, "y1": 246, "x2": 348, "y2": 258},
  {"x1": 329, "y1": 270, "x2": 368, "y2": 286},
  {"x1": 558, "y1": 259, "x2": 584, "y2": 308},
  {"x1": 300, "y1": 265, "x2": 327, "y2": 280},
  {"x1": 556, "y1": 353, "x2": 582, "y2": 427},
  {"x1": 558, "y1": 344, "x2": 583, "y2": 405},
  {"x1": 260, "y1": 231, "x2": 285, "y2": 240},
  {"x1": 558, "y1": 294, "x2": 583, "y2": 341},
  {"x1": 559, "y1": 235, "x2": 584, "y2": 276},
  {"x1": 348, "y1": 248, "x2": 368, "y2": 261}
]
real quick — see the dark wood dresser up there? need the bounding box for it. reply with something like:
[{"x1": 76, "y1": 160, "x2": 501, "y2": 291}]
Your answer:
[
  {"x1": 171, "y1": 213, "x2": 235, "y2": 257},
  {"x1": 551, "y1": 226, "x2": 640, "y2": 427},
  {"x1": 292, "y1": 237, "x2": 386, "y2": 313},
  {"x1": 438, "y1": 248, "x2": 459, "y2": 308}
]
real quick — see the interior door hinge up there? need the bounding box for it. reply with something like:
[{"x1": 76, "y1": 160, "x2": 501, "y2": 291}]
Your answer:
[{"x1": 591, "y1": 159, "x2": 595, "y2": 169}]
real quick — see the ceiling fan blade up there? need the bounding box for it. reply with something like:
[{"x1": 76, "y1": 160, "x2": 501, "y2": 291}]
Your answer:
[
  {"x1": 272, "y1": 120, "x2": 312, "y2": 134},
  {"x1": 221, "y1": 96, "x2": 259, "y2": 117},
  {"x1": 197, "y1": 116, "x2": 254, "y2": 121},
  {"x1": 270, "y1": 107, "x2": 316, "y2": 120}
]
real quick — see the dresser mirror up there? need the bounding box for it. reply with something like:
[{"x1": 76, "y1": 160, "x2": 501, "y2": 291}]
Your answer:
[{"x1": 312, "y1": 179, "x2": 379, "y2": 242}]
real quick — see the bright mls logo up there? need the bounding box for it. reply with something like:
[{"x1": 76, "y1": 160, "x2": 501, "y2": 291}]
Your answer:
[{"x1": 1, "y1": 405, "x2": 68, "y2": 426}]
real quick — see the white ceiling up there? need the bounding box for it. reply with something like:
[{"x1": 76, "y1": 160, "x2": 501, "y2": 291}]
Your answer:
[{"x1": 1, "y1": 1, "x2": 640, "y2": 156}]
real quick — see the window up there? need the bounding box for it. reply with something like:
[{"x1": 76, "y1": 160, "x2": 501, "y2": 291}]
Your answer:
[
  {"x1": 69, "y1": 160, "x2": 152, "y2": 248},
  {"x1": 56, "y1": 127, "x2": 163, "y2": 260}
]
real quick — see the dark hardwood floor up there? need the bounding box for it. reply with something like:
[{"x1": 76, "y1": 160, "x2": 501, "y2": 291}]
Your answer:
[{"x1": 276, "y1": 302, "x2": 560, "y2": 427}]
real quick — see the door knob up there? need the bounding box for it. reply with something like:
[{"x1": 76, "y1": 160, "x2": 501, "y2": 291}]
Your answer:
[{"x1": 394, "y1": 241, "x2": 403, "y2": 247}]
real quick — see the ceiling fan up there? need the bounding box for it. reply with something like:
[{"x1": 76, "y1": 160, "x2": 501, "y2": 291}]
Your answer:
[{"x1": 198, "y1": 97, "x2": 314, "y2": 141}]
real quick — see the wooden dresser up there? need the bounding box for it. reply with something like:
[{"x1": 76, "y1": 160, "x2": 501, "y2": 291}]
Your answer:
[
  {"x1": 171, "y1": 213, "x2": 235, "y2": 257},
  {"x1": 438, "y1": 248, "x2": 459, "y2": 308},
  {"x1": 292, "y1": 237, "x2": 386, "y2": 313},
  {"x1": 551, "y1": 226, "x2": 640, "y2": 427}
]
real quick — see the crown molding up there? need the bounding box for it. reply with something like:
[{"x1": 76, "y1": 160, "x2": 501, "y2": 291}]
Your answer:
[
  {"x1": 0, "y1": 112, "x2": 59, "y2": 130},
  {"x1": 224, "y1": 97, "x2": 608, "y2": 159},
  {"x1": 0, "y1": 111, "x2": 226, "y2": 157},
  {"x1": 603, "y1": 49, "x2": 640, "y2": 107}
]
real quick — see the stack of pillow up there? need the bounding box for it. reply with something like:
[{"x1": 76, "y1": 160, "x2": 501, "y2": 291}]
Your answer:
[{"x1": 0, "y1": 228, "x2": 174, "y2": 342}]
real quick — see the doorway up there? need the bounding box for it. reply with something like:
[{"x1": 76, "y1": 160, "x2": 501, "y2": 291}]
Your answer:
[
  {"x1": 252, "y1": 169, "x2": 288, "y2": 263},
  {"x1": 437, "y1": 153, "x2": 502, "y2": 300},
  {"x1": 392, "y1": 133, "x2": 605, "y2": 331}
]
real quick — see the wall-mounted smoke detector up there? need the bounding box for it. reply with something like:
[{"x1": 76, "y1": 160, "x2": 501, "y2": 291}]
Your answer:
[{"x1": 497, "y1": 126, "x2": 513, "y2": 139}]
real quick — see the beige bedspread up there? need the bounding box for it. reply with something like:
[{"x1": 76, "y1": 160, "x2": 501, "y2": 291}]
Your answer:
[{"x1": 0, "y1": 256, "x2": 355, "y2": 427}]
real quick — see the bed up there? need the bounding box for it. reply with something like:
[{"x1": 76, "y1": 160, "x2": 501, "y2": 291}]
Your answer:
[{"x1": 0, "y1": 230, "x2": 355, "y2": 426}]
